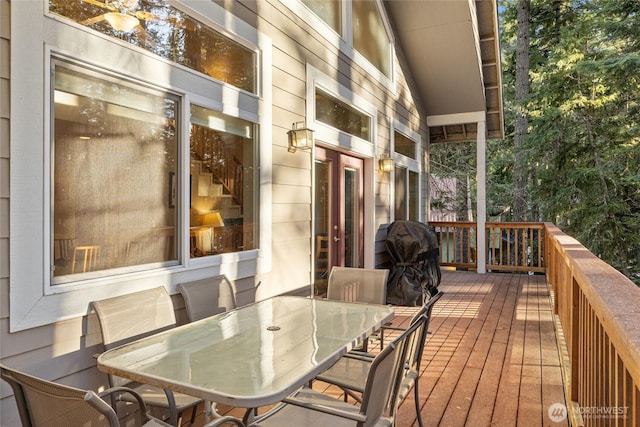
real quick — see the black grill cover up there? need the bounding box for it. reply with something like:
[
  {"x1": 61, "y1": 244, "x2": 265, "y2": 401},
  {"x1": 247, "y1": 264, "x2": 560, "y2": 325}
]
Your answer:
[{"x1": 385, "y1": 220, "x2": 441, "y2": 306}]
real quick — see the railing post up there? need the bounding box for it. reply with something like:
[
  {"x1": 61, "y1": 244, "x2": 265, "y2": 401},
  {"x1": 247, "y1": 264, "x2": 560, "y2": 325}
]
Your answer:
[{"x1": 476, "y1": 119, "x2": 487, "y2": 273}]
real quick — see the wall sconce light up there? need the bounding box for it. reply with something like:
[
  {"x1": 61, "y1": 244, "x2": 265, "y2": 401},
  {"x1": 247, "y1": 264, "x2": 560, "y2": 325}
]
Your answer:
[
  {"x1": 379, "y1": 156, "x2": 394, "y2": 172},
  {"x1": 288, "y1": 122, "x2": 314, "y2": 153}
]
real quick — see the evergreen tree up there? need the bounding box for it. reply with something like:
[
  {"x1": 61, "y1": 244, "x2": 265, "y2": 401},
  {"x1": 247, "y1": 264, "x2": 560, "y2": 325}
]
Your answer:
[{"x1": 433, "y1": 0, "x2": 640, "y2": 285}]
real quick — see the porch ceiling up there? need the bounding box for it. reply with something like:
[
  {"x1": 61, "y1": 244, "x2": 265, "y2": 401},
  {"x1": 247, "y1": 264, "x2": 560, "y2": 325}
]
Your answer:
[{"x1": 384, "y1": 0, "x2": 504, "y2": 144}]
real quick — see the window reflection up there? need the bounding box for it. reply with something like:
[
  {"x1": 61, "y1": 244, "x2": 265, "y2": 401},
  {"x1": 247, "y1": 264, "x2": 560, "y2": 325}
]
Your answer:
[
  {"x1": 301, "y1": 0, "x2": 341, "y2": 34},
  {"x1": 52, "y1": 59, "x2": 179, "y2": 280},
  {"x1": 189, "y1": 106, "x2": 256, "y2": 258},
  {"x1": 352, "y1": 0, "x2": 391, "y2": 77},
  {"x1": 394, "y1": 131, "x2": 416, "y2": 159},
  {"x1": 49, "y1": 0, "x2": 256, "y2": 93},
  {"x1": 315, "y1": 89, "x2": 370, "y2": 141}
]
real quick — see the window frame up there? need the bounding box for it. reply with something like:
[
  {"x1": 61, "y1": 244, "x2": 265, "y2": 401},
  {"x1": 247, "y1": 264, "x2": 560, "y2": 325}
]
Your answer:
[
  {"x1": 391, "y1": 122, "x2": 422, "y2": 222},
  {"x1": 49, "y1": 56, "x2": 184, "y2": 285},
  {"x1": 9, "y1": 0, "x2": 272, "y2": 332},
  {"x1": 281, "y1": 0, "x2": 395, "y2": 91}
]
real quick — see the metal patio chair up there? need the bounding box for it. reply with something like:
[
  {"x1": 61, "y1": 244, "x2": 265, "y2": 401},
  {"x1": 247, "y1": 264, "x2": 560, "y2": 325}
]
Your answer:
[
  {"x1": 177, "y1": 275, "x2": 236, "y2": 322},
  {"x1": 91, "y1": 287, "x2": 202, "y2": 426},
  {"x1": 204, "y1": 316, "x2": 425, "y2": 427},
  {"x1": 0, "y1": 364, "x2": 172, "y2": 427},
  {"x1": 326, "y1": 266, "x2": 389, "y2": 305},
  {"x1": 327, "y1": 266, "x2": 390, "y2": 351},
  {"x1": 314, "y1": 291, "x2": 444, "y2": 427},
  {"x1": 177, "y1": 275, "x2": 237, "y2": 420}
]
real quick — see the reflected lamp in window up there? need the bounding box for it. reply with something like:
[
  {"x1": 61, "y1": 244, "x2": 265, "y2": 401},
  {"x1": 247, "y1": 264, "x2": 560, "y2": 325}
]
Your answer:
[{"x1": 52, "y1": 58, "x2": 179, "y2": 281}]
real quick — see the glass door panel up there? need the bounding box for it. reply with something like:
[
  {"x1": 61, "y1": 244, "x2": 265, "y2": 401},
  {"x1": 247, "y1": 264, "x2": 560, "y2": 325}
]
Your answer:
[{"x1": 314, "y1": 157, "x2": 333, "y2": 286}]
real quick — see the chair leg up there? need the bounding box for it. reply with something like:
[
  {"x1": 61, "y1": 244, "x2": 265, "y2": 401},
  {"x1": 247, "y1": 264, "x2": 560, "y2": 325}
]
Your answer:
[
  {"x1": 414, "y1": 380, "x2": 423, "y2": 427},
  {"x1": 190, "y1": 406, "x2": 198, "y2": 424}
]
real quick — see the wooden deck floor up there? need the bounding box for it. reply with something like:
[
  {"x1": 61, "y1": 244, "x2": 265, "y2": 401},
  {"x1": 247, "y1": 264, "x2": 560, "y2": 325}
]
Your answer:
[{"x1": 184, "y1": 270, "x2": 568, "y2": 427}]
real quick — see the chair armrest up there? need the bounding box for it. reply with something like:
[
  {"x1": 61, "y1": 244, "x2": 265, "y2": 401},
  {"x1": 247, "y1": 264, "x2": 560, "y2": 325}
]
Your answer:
[
  {"x1": 342, "y1": 351, "x2": 375, "y2": 362},
  {"x1": 204, "y1": 416, "x2": 246, "y2": 426},
  {"x1": 99, "y1": 386, "x2": 148, "y2": 411},
  {"x1": 380, "y1": 324, "x2": 406, "y2": 332},
  {"x1": 281, "y1": 396, "x2": 367, "y2": 423},
  {"x1": 98, "y1": 386, "x2": 168, "y2": 426}
]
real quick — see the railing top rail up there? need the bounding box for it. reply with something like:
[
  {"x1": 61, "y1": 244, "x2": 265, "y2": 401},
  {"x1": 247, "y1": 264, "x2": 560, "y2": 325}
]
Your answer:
[
  {"x1": 545, "y1": 222, "x2": 640, "y2": 384},
  {"x1": 430, "y1": 221, "x2": 545, "y2": 228}
]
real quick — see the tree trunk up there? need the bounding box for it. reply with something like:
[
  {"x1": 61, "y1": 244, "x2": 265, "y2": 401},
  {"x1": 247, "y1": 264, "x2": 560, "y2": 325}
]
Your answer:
[{"x1": 513, "y1": 0, "x2": 531, "y2": 221}]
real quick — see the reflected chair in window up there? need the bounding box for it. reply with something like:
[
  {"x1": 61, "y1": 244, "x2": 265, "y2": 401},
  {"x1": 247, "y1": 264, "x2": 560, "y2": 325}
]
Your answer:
[
  {"x1": 53, "y1": 236, "x2": 75, "y2": 266},
  {"x1": 0, "y1": 364, "x2": 172, "y2": 427},
  {"x1": 90, "y1": 287, "x2": 202, "y2": 426},
  {"x1": 315, "y1": 235, "x2": 330, "y2": 279},
  {"x1": 71, "y1": 245, "x2": 100, "y2": 273},
  {"x1": 314, "y1": 291, "x2": 444, "y2": 427},
  {"x1": 205, "y1": 315, "x2": 425, "y2": 427}
]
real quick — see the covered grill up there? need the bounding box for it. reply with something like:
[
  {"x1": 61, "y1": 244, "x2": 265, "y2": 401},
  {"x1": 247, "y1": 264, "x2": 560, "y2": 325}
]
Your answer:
[{"x1": 385, "y1": 220, "x2": 441, "y2": 306}]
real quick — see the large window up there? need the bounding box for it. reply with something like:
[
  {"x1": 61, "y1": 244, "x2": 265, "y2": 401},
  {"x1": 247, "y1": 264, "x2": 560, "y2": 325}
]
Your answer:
[
  {"x1": 290, "y1": 0, "x2": 392, "y2": 80},
  {"x1": 189, "y1": 106, "x2": 256, "y2": 258},
  {"x1": 393, "y1": 128, "x2": 421, "y2": 221},
  {"x1": 51, "y1": 59, "x2": 259, "y2": 283},
  {"x1": 352, "y1": 0, "x2": 391, "y2": 78},
  {"x1": 52, "y1": 59, "x2": 179, "y2": 280},
  {"x1": 395, "y1": 167, "x2": 419, "y2": 221},
  {"x1": 49, "y1": 0, "x2": 257, "y2": 93}
]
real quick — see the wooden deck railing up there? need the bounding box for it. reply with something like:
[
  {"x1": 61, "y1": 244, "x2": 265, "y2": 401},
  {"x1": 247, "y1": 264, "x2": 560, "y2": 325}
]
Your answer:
[
  {"x1": 429, "y1": 220, "x2": 640, "y2": 426},
  {"x1": 545, "y1": 222, "x2": 640, "y2": 426},
  {"x1": 430, "y1": 221, "x2": 545, "y2": 273}
]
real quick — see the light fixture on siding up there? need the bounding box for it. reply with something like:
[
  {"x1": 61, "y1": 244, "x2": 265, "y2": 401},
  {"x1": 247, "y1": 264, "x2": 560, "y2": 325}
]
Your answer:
[
  {"x1": 287, "y1": 122, "x2": 314, "y2": 153},
  {"x1": 379, "y1": 155, "x2": 394, "y2": 172}
]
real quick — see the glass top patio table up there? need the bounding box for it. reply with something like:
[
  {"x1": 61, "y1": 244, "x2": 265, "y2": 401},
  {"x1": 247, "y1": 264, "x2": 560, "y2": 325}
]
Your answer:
[{"x1": 96, "y1": 295, "x2": 394, "y2": 408}]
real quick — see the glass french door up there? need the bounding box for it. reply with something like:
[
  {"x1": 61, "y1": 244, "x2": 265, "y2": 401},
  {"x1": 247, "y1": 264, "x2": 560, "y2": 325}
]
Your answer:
[{"x1": 314, "y1": 147, "x2": 364, "y2": 295}]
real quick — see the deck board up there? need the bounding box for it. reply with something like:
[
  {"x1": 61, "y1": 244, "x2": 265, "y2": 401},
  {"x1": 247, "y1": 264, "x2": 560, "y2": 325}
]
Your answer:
[{"x1": 182, "y1": 270, "x2": 568, "y2": 427}]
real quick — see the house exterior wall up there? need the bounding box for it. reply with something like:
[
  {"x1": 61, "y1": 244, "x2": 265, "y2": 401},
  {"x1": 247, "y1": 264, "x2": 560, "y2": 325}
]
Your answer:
[{"x1": 0, "y1": 1, "x2": 429, "y2": 424}]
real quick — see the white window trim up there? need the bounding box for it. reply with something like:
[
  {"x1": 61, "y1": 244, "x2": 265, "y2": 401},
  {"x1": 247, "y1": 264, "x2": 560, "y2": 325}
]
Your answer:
[
  {"x1": 391, "y1": 121, "x2": 422, "y2": 222},
  {"x1": 9, "y1": 0, "x2": 272, "y2": 332},
  {"x1": 280, "y1": 0, "x2": 396, "y2": 92}
]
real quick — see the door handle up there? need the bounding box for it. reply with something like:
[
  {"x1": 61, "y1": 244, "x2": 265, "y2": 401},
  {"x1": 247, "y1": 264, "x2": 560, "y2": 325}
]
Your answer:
[{"x1": 333, "y1": 236, "x2": 340, "y2": 242}]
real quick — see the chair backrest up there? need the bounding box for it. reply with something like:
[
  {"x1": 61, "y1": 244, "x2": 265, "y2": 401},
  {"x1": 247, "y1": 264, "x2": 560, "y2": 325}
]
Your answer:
[
  {"x1": 327, "y1": 267, "x2": 389, "y2": 304},
  {"x1": 358, "y1": 317, "x2": 425, "y2": 427},
  {"x1": 91, "y1": 287, "x2": 176, "y2": 351},
  {"x1": 91, "y1": 287, "x2": 176, "y2": 387},
  {"x1": 0, "y1": 364, "x2": 119, "y2": 427},
  {"x1": 407, "y1": 291, "x2": 444, "y2": 372},
  {"x1": 177, "y1": 275, "x2": 236, "y2": 322}
]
